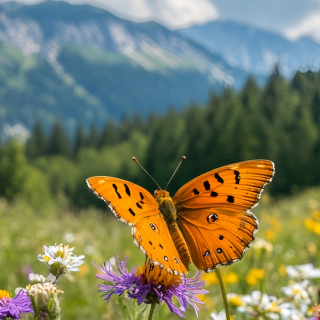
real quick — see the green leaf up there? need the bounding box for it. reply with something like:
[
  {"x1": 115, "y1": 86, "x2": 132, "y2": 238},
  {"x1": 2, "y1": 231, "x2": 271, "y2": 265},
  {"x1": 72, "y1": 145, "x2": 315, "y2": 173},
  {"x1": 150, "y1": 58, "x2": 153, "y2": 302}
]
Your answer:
[
  {"x1": 136, "y1": 305, "x2": 148, "y2": 320},
  {"x1": 116, "y1": 296, "x2": 134, "y2": 320}
]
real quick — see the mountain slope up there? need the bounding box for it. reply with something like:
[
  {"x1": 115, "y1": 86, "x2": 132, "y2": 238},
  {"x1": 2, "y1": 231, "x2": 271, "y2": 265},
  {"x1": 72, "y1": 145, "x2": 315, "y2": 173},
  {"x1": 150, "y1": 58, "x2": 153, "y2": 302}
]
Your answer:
[
  {"x1": 180, "y1": 20, "x2": 320, "y2": 76},
  {"x1": 0, "y1": 1, "x2": 249, "y2": 135}
]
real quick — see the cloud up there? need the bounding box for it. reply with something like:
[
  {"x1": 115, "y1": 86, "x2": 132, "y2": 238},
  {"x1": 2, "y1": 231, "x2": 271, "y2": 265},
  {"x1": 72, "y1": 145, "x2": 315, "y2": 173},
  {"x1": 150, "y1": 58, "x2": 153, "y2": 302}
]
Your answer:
[
  {"x1": 67, "y1": 0, "x2": 218, "y2": 28},
  {"x1": 284, "y1": 12, "x2": 320, "y2": 43}
]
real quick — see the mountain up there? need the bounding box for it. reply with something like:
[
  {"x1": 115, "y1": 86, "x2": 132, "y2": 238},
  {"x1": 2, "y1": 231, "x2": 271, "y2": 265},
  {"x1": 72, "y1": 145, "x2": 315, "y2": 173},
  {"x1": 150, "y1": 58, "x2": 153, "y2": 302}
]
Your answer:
[
  {"x1": 179, "y1": 20, "x2": 320, "y2": 77},
  {"x1": 0, "y1": 1, "x2": 248, "y2": 136}
]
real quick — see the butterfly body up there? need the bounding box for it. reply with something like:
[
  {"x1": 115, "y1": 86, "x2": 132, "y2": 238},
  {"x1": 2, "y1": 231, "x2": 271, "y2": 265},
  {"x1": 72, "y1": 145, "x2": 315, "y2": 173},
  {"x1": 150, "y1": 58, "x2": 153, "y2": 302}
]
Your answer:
[
  {"x1": 155, "y1": 190, "x2": 192, "y2": 269},
  {"x1": 87, "y1": 159, "x2": 275, "y2": 274}
]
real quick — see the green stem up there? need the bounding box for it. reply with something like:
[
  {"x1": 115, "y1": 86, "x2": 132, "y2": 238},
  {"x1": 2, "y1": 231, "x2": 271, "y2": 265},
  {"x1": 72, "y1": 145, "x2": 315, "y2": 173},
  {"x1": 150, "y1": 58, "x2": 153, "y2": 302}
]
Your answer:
[
  {"x1": 215, "y1": 268, "x2": 231, "y2": 320},
  {"x1": 148, "y1": 302, "x2": 156, "y2": 320}
]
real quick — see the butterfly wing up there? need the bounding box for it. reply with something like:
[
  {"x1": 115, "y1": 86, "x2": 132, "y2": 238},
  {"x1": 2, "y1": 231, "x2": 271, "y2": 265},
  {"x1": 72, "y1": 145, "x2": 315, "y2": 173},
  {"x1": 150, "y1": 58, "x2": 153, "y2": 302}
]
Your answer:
[
  {"x1": 87, "y1": 177, "x2": 187, "y2": 274},
  {"x1": 172, "y1": 160, "x2": 275, "y2": 272}
]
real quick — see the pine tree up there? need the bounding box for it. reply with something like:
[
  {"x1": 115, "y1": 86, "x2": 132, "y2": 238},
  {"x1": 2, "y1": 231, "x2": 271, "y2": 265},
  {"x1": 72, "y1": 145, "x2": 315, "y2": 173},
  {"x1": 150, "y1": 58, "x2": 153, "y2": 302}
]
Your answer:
[
  {"x1": 99, "y1": 120, "x2": 119, "y2": 148},
  {"x1": 74, "y1": 123, "x2": 85, "y2": 155},
  {"x1": 26, "y1": 120, "x2": 47, "y2": 158},
  {"x1": 86, "y1": 124, "x2": 100, "y2": 149},
  {"x1": 47, "y1": 120, "x2": 70, "y2": 156}
]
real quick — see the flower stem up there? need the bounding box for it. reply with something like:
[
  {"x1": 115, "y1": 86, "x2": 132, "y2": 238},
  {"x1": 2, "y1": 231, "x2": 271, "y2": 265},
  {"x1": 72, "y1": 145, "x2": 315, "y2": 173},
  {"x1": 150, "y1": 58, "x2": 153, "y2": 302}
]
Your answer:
[
  {"x1": 215, "y1": 268, "x2": 231, "y2": 320},
  {"x1": 148, "y1": 302, "x2": 156, "y2": 320}
]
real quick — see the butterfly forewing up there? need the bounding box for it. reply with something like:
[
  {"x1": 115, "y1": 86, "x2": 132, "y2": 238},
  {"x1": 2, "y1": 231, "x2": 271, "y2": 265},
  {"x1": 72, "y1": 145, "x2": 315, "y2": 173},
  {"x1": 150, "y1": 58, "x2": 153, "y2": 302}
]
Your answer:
[
  {"x1": 87, "y1": 177, "x2": 158, "y2": 225},
  {"x1": 173, "y1": 160, "x2": 274, "y2": 210},
  {"x1": 86, "y1": 176, "x2": 187, "y2": 274},
  {"x1": 173, "y1": 160, "x2": 274, "y2": 272}
]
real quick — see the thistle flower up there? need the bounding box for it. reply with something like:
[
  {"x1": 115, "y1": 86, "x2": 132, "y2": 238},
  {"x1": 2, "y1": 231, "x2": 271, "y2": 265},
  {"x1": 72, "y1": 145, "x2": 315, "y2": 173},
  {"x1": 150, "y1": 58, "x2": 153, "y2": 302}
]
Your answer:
[
  {"x1": 0, "y1": 289, "x2": 34, "y2": 319},
  {"x1": 94, "y1": 255, "x2": 208, "y2": 318},
  {"x1": 38, "y1": 244, "x2": 85, "y2": 279}
]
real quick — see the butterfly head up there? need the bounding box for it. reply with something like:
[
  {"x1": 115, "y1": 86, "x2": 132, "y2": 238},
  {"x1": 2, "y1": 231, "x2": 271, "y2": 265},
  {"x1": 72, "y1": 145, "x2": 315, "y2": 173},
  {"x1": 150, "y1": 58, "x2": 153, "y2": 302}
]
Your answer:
[{"x1": 154, "y1": 189, "x2": 170, "y2": 199}]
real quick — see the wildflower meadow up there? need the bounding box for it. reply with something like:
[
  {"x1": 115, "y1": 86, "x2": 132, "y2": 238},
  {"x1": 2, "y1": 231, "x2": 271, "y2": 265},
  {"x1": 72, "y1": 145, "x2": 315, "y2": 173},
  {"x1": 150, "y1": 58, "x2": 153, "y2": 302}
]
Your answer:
[{"x1": 0, "y1": 184, "x2": 319, "y2": 319}]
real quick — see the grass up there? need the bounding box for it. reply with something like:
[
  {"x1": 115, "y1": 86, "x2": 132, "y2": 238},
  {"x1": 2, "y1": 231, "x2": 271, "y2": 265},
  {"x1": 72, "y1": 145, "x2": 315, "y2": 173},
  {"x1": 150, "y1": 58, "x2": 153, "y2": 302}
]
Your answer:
[{"x1": 0, "y1": 186, "x2": 319, "y2": 319}]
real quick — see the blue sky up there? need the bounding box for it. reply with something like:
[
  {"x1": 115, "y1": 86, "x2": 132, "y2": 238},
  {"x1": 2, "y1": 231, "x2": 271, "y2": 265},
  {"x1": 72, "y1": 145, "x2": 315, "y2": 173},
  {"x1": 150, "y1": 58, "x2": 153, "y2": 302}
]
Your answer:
[{"x1": 3, "y1": 0, "x2": 320, "y2": 42}]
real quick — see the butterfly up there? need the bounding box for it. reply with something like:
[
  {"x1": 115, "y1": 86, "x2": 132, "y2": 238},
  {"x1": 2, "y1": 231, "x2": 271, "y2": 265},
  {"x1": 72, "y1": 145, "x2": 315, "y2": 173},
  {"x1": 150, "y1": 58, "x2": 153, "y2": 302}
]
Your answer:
[{"x1": 87, "y1": 158, "x2": 274, "y2": 275}]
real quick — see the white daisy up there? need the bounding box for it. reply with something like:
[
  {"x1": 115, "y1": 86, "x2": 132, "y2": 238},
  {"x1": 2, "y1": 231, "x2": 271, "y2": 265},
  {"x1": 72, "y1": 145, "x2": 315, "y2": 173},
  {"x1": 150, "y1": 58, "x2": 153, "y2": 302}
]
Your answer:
[
  {"x1": 38, "y1": 244, "x2": 85, "y2": 278},
  {"x1": 281, "y1": 280, "x2": 311, "y2": 305},
  {"x1": 286, "y1": 263, "x2": 320, "y2": 280},
  {"x1": 210, "y1": 309, "x2": 226, "y2": 320}
]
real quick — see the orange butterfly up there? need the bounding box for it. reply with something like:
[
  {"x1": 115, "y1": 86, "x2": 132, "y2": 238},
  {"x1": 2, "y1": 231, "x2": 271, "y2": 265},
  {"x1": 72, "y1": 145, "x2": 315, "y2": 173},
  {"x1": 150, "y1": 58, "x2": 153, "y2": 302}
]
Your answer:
[{"x1": 87, "y1": 158, "x2": 274, "y2": 275}]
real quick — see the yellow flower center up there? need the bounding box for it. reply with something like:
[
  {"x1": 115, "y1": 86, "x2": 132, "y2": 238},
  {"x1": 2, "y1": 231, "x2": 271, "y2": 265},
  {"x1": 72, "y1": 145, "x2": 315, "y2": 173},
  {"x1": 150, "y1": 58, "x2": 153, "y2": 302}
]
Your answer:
[
  {"x1": 0, "y1": 290, "x2": 11, "y2": 300},
  {"x1": 229, "y1": 296, "x2": 243, "y2": 307},
  {"x1": 293, "y1": 288, "x2": 301, "y2": 295},
  {"x1": 44, "y1": 256, "x2": 50, "y2": 262}
]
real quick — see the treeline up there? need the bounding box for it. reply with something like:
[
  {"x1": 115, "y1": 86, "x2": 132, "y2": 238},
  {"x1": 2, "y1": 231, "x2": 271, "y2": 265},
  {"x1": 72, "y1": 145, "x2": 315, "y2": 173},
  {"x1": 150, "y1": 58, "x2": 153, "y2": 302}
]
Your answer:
[{"x1": 1, "y1": 68, "x2": 320, "y2": 208}]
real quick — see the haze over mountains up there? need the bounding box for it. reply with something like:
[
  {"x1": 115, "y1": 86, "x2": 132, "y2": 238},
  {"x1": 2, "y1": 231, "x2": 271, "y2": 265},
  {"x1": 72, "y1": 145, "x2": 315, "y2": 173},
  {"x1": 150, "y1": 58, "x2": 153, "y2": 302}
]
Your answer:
[{"x1": 0, "y1": 0, "x2": 319, "y2": 137}]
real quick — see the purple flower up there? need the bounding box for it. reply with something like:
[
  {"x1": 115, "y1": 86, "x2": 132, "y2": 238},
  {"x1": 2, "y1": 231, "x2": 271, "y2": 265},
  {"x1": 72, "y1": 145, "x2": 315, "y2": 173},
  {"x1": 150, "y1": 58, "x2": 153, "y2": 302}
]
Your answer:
[
  {"x1": 93, "y1": 255, "x2": 208, "y2": 318},
  {"x1": 0, "y1": 289, "x2": 34, "y2": 319}
]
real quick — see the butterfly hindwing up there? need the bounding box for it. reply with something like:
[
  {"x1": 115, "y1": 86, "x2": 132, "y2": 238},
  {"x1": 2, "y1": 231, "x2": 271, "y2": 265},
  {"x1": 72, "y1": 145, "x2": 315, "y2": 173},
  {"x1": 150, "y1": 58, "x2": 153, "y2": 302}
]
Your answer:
[
  {"x1": 173, "y1": 160, "x2": 274, "y2": 272},
  {"x1": 178, "y1": 207, "x2": 258, "y2": 271},
  {"x1": 132, "y1": 214, "x2": 187, "y2": 274},
  {"x1": 86, "y1": 176, "x2": 187, "y2": 274}
]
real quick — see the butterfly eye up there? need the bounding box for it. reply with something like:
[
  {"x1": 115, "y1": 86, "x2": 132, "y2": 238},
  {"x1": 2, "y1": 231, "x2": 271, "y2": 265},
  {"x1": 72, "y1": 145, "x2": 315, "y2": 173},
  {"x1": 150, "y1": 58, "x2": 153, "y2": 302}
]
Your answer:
[{"x1": 207, "y1": 214, "x2": 218, "y2": 224}]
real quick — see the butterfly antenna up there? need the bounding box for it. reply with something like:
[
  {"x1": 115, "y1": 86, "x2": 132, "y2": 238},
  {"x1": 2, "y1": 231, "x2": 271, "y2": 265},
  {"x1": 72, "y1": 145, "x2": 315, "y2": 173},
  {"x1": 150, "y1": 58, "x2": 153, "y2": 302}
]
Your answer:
[
  {"x1": 164, "y1": 156, "x2": 186, "y2": 191},
  {"x1": 132, "y1": 157, "x2": 162, "y2": 190}
]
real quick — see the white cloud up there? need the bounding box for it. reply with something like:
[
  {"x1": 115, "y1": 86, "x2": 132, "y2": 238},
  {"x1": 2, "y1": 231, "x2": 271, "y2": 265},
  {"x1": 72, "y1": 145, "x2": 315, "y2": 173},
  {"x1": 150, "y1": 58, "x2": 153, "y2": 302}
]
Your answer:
[
  {"x1": 284, "y1": 12, "x2": 320, "y2": 43},
  {"x1": 0, "y1": 0, "x2": 218, "y2": 28}
]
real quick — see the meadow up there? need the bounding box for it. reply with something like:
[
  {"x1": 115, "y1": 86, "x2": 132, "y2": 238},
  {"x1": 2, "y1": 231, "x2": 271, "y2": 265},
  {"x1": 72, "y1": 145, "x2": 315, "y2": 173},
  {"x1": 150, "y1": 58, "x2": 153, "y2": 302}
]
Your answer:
[{"x1": 0, "y1": 184, "x2": 319, "y2": 320}]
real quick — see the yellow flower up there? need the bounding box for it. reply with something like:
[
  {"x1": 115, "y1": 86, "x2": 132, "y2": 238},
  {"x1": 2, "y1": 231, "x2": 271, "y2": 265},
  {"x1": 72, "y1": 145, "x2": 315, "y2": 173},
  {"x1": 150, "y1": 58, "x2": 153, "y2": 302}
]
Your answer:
[
  {"x1": 305, "y1": 218, "x2": 314, "y2": 231},
  {"x1": 312, "y1": 210, "x2": 320, "y2": 220},
  {"x1": 264, "y1": 230, "x2": 275, "y2": 240},
  {"x1": 201, "y1": 273, "x2": 218, "y2": 285},
  {"x1": 278, "y1": 265, "x2": 287, "y2": 276},
  {"x1": 201, "y1": 272, "x2": 239, "y2": 285},
  {"x1": 246, "y1": 268, "x2": 265, "y2": 286},
  {"x1": 225, "y1": 272, "x2": 239, "y2": 284},
  {"x1": 314, "y1": 223, "x2": 320, "y2": 235},
  {"x1": 307, "y1": 242, "x2": 317, "y2": 255},
  {"x1": 0, "y1": 290, "x2": 11, "y2": 300}
]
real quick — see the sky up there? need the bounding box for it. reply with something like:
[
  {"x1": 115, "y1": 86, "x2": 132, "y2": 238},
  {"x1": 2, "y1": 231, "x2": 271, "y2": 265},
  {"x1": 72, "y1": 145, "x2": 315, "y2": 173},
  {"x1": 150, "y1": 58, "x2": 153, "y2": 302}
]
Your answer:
[{"x1": 3, "y1": 0, "x2": 320, "y2": 42}]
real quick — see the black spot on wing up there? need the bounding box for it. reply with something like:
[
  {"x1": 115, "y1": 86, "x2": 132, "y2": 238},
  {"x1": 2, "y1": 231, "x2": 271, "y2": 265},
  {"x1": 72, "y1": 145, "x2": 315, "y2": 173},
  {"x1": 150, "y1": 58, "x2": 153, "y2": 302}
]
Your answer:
[
  {"x1": 128, "y1": 208, "x2": 135, "y2": 216},
  {"x1": 234, "y1": 170, "x2": 240, "y2": 184},
  {"x1": 159, "y1": 244, "x2": 163, "y2": 249},
  {"x1": 215, "y1": 173, "x2": 224, "y2": 183},
  {"x1": 217, "y1": 248, "x2": 223, "y2": 253},
  {"x1": 193, "y1": 188, "x2": 200, "y2": 195},
  {"x1": 211, "y1": 191, "x2": 218, "y2": 197},
  {"x1": 124, "y1": 184, "x2": 131, "y2": 196},
  {"x1": 136, "y1": 202, "x2": 142, "y2": 209},
  {"x1": 227, "y1": 196, "x2": 234, "y2": 203},
  {"x1": 203, "y1": 250, "x2": 210, "y2": 257},
  {"x1": 204, "y1": 181, "x2": 210, "y2": 190},
  {"x1": 112, "y1": 184, "x2": 122, "y2": 199},
  {"x1": 139, "y1": 192, "x2": 144, "y2": 200},
  {"x1": 219, "y1": 235, "x2": 224, "y2": 240},
  {"x1": 149, "y1": 241, "x2": 153, "y2": 245},
  {"x1": 207, "y1": 214, "x2": 218, "y2": 223}
]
